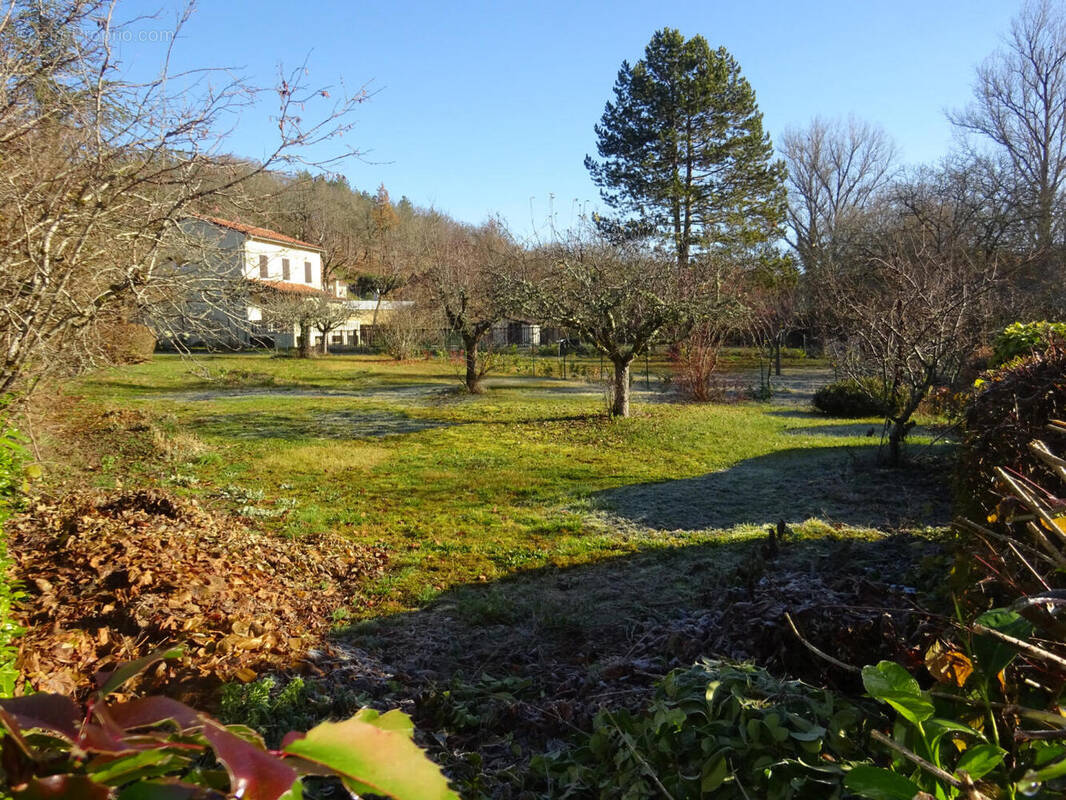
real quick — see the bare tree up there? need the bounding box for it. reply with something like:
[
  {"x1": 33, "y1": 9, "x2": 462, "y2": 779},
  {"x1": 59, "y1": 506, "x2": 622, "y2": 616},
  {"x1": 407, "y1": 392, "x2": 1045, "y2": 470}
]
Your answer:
[
  {"x1": 256, "y1": 288, "x2": 318, "y2": 358},
  {"x1": 824, "y1": 206, "x2": 1001, "y2": 465},
  {"x1": 744, "y1": 252, "x2": 800, "y2": 379},
  {"x1": 0, "y1": 0, "x2": 365, "y2": 393},
  {"x1": 276, "y1": 174, "x2": 366, "y2": 292},
  {"x1": 515, "y1": 233, "x2": 723, "y2": 417},
  {"x1": 419, "y1": 217, "x2": 514, "y2": 393},
  {"x1": 950, "y1": 0, "x2": 1066, "y2": 253},
  {"x1": 309, "y1": 296, "x2": 351, "y2": 355},
  {"x1": 782, "y1": 115, "x2": 898, "y2": 274},
  {"x1": 378, "y1": 302, "x2": 437, "y2": 361},
  {"x1": 356, "y1": 184, "x2": 414, "y2": 325}
]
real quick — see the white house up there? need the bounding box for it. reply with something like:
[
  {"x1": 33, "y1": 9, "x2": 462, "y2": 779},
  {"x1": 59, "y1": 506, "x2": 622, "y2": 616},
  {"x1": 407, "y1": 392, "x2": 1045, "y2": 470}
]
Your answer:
[{"x1": 170, "y1": 216, "x2": 395, "y2": 350}]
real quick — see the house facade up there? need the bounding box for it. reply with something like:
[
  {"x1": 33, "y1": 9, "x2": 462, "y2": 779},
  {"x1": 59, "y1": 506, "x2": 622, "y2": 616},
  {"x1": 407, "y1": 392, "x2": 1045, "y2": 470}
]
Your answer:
[{"x1": 169, "y1": 216, "x2": 398, "y2": 350}]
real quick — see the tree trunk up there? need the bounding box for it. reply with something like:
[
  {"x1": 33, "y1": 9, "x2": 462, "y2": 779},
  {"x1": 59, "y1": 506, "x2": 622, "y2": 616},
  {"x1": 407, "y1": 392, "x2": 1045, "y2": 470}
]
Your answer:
[
  {"x1": 774, "y1": 335, "x2": 782, "y2": 377},
  {"x1": 298, "y1": 322, "x2": 312, "y2": 358},
  {"x1": 319, "y1": 333, "x2": 329, "y2": 355},
  {"x1": 611, "y1": 358, "x2": 631, "y2": 417},
  {"x1": 463, "y1": 334, "x2": 483, "y2": 393},
  {"x1": 886, "y1": 407, "x2": 919, "y2": 466},
  {"x1": 887, "y1": 419, "x2": 906, "y2": 466}
]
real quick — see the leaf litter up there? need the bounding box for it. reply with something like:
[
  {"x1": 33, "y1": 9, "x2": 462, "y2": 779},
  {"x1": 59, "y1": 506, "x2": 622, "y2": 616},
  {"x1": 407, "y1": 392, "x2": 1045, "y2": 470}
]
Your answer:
[{"x1": 10, "y1": 488, "x2": 388, "y2": 699}]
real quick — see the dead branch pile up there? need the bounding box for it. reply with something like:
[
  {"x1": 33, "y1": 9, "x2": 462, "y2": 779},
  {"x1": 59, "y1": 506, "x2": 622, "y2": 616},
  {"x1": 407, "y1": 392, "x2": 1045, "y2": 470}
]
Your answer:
[{"x1": 10, "y1": 489, "x2": 387, "y2": 698}]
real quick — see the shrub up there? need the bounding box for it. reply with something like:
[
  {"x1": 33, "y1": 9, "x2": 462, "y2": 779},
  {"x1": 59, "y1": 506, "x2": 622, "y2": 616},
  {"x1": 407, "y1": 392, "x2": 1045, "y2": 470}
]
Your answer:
[
  {"x1": 532, "y1": 659, "x2": 871, "y2": 799},
  {"x1": 851, "y1": 440, "x2": 1066, "y2": 800},
  {"x1": 671, "y1": 325, "x2": 726, "y2": 402},
  {"x1": 219, "y1": 675, "x2": 354, "y2": 748},
  {"x1": 99, "y1": 321, "x2": 156, "y2": 364},
  {"x1": 917, "y1": 385, "x2": 967, "y2": 420},
  {"x1": 957, "y1": 342, "x2": 1066, "y2": 516},
  {"x1": 991, "y1": 320, "x2": 1066, "y2": 366},
  {"x1": 0, "y1": 650, "x2": 458, "y2": 800},
  {"x1": 812, "y1": 378, "x2": 897, "y2": 417},
  {"x1": 379, "y1": 305, "x2": 437, "y2": 361}
]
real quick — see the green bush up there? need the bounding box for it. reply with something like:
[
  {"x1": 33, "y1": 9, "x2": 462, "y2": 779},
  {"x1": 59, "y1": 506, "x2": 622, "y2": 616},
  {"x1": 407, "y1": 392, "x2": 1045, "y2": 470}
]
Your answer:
[
  {"x1": 532, "y1": 659, "x2": 871, "y2": 799},
  {"x1": 847, "y1": 438, "x2": 1066, "y2": 799},
  {"x1": 812, "y1": 378, "x2": 897, "y2": 417},
  {"x1": 991, "y1": 320, "x2": 1066, "y2": 366},
  {"x1": 219, "y1": 675, "x2": 367, "y2": 749}
]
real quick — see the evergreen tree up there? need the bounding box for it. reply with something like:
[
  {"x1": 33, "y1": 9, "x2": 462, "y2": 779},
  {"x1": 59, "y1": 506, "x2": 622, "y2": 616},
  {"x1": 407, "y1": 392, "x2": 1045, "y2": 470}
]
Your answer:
[{"x1": 585, "y1": 28, "x2": 786, "y2": 270}]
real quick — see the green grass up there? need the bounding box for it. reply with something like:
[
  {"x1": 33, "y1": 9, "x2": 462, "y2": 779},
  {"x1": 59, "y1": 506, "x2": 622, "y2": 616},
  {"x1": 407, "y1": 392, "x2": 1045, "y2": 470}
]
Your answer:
[{"x1": 70, "y1": 352, "x2": 948, "y2": 616}]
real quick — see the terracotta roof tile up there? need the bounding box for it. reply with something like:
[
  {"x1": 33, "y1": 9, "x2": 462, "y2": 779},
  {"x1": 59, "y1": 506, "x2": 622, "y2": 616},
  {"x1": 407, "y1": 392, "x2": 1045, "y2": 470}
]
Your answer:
[
  {"x1": 198, "y1": 216, "x2": 324, "y2": 251},
  {"x1": 248, "y1": 279, "x2": 332, "y2": 297}
]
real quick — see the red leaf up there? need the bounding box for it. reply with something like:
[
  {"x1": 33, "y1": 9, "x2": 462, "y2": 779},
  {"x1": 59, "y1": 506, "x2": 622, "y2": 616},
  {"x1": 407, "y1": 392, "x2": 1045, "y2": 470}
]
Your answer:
[
  {"x1": 201, "y1": 720, "x2": 297, "y2": 800},
  {"x1": 0, "y1": 695, "x2": 80, "y2": 741},
  {"x1": 104, "y1": 698, "x2": 201, "y2": 733},
  {"x1": 13, "y1": 774, "x2": 112, "y2": 799},
  {"x1": 114, "y1": 780, "x2": 224, "y2": 799}
]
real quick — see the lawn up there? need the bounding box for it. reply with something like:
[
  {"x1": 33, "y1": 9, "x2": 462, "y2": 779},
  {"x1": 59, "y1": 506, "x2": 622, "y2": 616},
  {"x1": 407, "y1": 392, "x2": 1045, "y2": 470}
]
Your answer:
[
  {"x1": 38, "y1": 350, "x2": 955, "y2": 793},
  {"x1": 62, "y1": 351, "x2": 952, "y2": 618}
]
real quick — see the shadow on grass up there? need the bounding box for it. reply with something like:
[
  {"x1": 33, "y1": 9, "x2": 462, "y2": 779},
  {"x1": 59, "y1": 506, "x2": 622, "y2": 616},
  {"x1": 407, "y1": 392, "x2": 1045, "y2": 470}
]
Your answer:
[
  {"x1": 767, "y1": 408, "x2": 827, "y2": 419},
  {"x1": 785, "y1": 423, "x2": 886, "y2": 437},
  {"x1": 326, "y1": 531, "x2": 943, "y2": 788},
  {"x1": 594, "y1": 444, "x2": 953, "y2": 531},
  {"x1": 192, "y1": 409, "x2": 452, "y2": 440}
]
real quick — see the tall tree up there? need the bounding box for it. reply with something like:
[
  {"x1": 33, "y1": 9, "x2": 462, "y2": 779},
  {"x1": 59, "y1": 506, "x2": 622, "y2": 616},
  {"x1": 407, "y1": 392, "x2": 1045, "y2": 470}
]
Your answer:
[
  {"x1": 782, "y1": 116, "x2": 897, "y2": 275},
  {"x1": 585, "y1": 28, "x2": 786, "y2": 270},
  {"x1": 363, "y1": 184, "x2": 409, "y2": 324},
  {"x1": 950, "y1": 0, "x2": 1066, "y2": 254},
  {"x1": 275, "y1": 174, "x2": 365, "y2": 292}
]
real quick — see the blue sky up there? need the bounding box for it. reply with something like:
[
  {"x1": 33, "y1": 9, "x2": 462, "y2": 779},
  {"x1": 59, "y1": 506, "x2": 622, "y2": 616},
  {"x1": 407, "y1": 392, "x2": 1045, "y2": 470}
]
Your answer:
[{"x1": 119, "y1": 0, "x2": 1019, "y2": 237}]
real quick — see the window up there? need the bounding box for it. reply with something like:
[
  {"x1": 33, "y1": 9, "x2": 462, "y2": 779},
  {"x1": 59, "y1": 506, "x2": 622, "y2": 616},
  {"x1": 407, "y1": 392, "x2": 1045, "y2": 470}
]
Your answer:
[
  {"x1": 282, "y1": 258, "x2": 290, "y2": 281},
  {"x1": 258, "y1": 254, "x2": 268, "y2": 278},
  {"x1": 304, "y1": 261, "x2": 313, "y2": 284}
]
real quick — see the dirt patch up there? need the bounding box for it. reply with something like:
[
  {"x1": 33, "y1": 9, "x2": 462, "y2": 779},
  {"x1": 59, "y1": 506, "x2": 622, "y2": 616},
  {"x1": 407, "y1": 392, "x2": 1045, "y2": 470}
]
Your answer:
[{"x1": 10, "y1": 488, "x2": 388, "y2": 699}]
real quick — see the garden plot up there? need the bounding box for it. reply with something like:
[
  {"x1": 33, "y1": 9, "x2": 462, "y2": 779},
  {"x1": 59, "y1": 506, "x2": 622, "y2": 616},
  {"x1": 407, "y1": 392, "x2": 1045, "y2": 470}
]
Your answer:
[
  {"x1": 192, "y1": 409, "x2": 450, "y2": 440},
  {"x1": 170, "y1": 383, "x2": 451, "y2": 404}
]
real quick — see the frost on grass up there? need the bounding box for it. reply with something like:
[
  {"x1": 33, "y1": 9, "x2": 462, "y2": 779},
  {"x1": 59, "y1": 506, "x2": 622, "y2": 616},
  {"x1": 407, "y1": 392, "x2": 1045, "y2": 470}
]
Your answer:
[
  {"x1": 194, "y1": 409, "x2": 450, "y2": 440},
  {"x1": 595, "y1": 444, "x2": 952, "y2": 531}
]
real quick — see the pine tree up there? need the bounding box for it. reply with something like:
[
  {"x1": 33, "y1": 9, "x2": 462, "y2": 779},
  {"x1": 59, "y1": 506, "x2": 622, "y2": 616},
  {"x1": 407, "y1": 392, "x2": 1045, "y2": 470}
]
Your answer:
[{"x1": 585, "y1": 29, "x2": 786, "y2": 270}]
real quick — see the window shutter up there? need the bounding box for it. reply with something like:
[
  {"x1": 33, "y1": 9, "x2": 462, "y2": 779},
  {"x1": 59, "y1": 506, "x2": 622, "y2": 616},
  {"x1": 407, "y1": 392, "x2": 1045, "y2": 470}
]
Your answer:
[
  {"x1": 258, "y1": 254, "x2": 268, "y2": 278},
  {"x1": 282, "y1": 258, "x2": 290, "y2": 280},
  {"x1": 305, "y1": 261, "x2": 313, "y2": 284}
]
